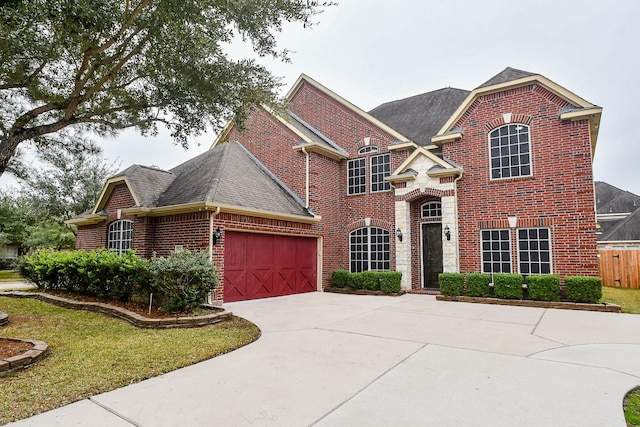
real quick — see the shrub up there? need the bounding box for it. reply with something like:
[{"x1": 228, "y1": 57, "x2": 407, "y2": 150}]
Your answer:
[
  {"x1": 439, "y1": 273, "x2": 464, "y2": 296},
  {"x1": 379, "y1": 271, "x2": 402, "y2": 293},
  {"x1": 493, "y1": 273, "x2": 524, "y2": 299},
  {"x1": 466, "y1": 273, "x2": 491, "y2": 297},
  {"x1": 360, "y1": 271, "x2": 380, "y2": 291},
  {"x1": 349, "y1": 272, "x2": 365, "y2": 290},
  {"x1": 18, "y1": 249, "x2": 67, "y2": 290},
  {"x1": 526, "y1": 275, "x2": 560, "y2": 302},
  {"x1": 331, "y1": 270, "x2": 351, "y2": 288},
  {"x1": 565, "y1": 276, "x2": 602, "y2": 304},
  {"x1": 149, "y1": 249, "x2": 219, "y2": 312}
]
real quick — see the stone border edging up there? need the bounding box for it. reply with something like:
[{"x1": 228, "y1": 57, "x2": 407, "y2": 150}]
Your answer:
[
  {"x1": 436, "y1": 295, "x2": 622, "y2": 313},
  {"x1": 0, "y1": 291, "x2": 233, "y2": 328},
  {"x1": 0, "y1": 338, "x2": 49, "y2": 377},
  {"x1": 324, "y1": 287, "x2": 405, "y2": 296},
  {"x1": 0, "y1": 311, "x2": 7, "y2": 326}
]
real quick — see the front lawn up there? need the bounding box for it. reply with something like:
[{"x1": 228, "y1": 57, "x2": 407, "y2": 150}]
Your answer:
[
  {"x1": 0, "y1": 270, "x2": 23, "y2": 282},
  {"x1": 601, "y1": 286, "x2": 640, "y2": 314},
  {"x1": 0, "y1": 297, "x2": 260, "y2": 424}
]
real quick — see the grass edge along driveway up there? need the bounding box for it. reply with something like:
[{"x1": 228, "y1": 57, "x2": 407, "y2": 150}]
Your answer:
[{"x1": 0, "y1": 297, "x2": 260, "y2": 425}]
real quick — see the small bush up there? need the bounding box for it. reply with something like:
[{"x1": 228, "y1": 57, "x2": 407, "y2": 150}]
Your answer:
[
  {"x1": 149, "y1": 249, "x2": 219, "y2": 312},
  {"x1": 379, "y1": 271, "x2": 402, "y2": 293},
  {"x1": 565, "y1": 276, "x2": 602, "y2": 304},
  {"x1": 360, "y1": 271, "x2": 380, "y2": 291},
  {"x1": 349, "y1": 272, "x2": 365, "y2": 290},
  {"x1": 331, "y1": 270, "x2": 351, "y2": 288},
  {"x1": 527, "y1": 275, "x2": 560, "y2": 302},
  {"x1": 466, "y1": 273, "x2": 491, "y2": 297},
  {"x1": 493, "y1": 273, "x2": 524, "y2": 299},
  {"x1": 439, "y1": 273, "x2": 464, "y2": 296}
]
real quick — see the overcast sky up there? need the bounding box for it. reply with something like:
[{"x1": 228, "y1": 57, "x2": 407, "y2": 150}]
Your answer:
[{"x1": 2, "y1": 0, "x2": 638, "y2": 196}]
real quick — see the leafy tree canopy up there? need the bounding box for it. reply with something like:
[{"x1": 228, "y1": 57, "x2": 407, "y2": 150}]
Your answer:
[{"x1": 0, "y1": 0, "x2": 331, "y2": 176}]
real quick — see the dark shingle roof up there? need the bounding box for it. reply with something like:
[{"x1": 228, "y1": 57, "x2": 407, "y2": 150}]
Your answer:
[
  {"x1": 155, "y1": 142, "x2": 311, "y2": 217},
  {"x1": 478, "y1": 67, "x2": 535, "y2": 88},
  {"x1": 114, "y1": 165, "x2": 175, "y2": 207},
  {"x1": 600, "y1": 208, "x2": 640, "y2": 241},
  {"x1": 595, "y1": 181, "x2": 640, "y2": 213},
  {"x1": 368, "y1": 87, "x2": 470, "y2": 146}
]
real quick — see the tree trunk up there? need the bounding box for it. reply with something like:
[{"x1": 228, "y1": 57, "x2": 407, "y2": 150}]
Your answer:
[{"x1": 0, "y1": 136, "x2": 21, "y2": 178}]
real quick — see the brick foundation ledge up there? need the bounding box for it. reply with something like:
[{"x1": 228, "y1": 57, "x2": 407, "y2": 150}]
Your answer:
[
  {"x1": 0, "y1": 338, "x2": 49, "y2": 377},
  {"x1": 436, "y1": 295, "x2": 622, "y2": 313},
  {"x1": 324, "y1": 287, "x2": 406, "y2": 296},
  {"x1": 0, "y1": 291, "x2": 233, "y2": 328}
]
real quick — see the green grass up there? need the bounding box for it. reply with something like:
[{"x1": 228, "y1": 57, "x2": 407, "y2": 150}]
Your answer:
[
  {"x1": 625, "y1": 388, "x2": 640, "y2": 426},
  {"x1": 601, "y1": 286, "x2": 640, "y2": 314},
  {"x1": 0, "y1": 297, "x2": 260, "y2": 424},
  {"x1": 0, "y1": 270, "x2": 24, "y2": 282}
]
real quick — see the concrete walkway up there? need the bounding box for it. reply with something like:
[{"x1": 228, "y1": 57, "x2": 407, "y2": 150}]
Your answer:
[
  {"x1": 0, "y1": 282, "x2": 35, "y2": 291},
  {"x1": 8, "y1": 292, "x2": 640, "y2": 426}
]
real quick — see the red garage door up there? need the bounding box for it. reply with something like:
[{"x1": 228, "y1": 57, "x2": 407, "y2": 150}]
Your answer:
[{"x1": 223, "y1": 231, "x2": 318, "y2": 302}]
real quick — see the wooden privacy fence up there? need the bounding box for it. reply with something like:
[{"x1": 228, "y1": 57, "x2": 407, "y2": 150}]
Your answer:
[{"x1": 599, "y1": 249, "x2": 640, "y2": 289}]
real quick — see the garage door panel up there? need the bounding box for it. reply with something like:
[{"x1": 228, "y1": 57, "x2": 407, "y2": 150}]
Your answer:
[{"x1": 224, "y1": 232, "x2": 317, "y2": 302}]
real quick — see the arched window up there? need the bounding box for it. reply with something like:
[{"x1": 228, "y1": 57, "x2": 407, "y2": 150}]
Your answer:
[
  {"x1": 108, "y1": 220, "x2": 133, "y2": 255},
  {"x1": 357, "y1": 146, "x2": 379, "y2": 154},
  {"x1": 349, "y1": 227, "x2": 390, "y2": 272},
  {"x1": 489, "y1": 124, "x2": 531, "y2": 179},
  {"x1": 421, "y1": 201, "x2": 442, "y2": 219}
]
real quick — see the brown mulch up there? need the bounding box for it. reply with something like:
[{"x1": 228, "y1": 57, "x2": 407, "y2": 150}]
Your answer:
[
  {"x1": 0, "y1": 339, "x2": 32, "y2": 360},
  {"x1": 39, "y1": 290, "x2": 213, "y2": 319}
]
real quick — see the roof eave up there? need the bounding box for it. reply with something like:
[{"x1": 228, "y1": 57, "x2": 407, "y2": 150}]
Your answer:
[
  {"x1": 386, "y1": 174, "x2": 417, "y2": 183},
  {"x1": 388, "y1": 141, "x2": 419, "y2": 151},
  {"x1": 427, "y1": 167, "x2": 463, "y2": 178},
  {"x1": 65, "y1": 213, "x2": 108, "y2": 226},
  {"x1": 431, "y1": 131, "x2": 463, "y2": 146},
  {"x1": 293, "y1": 143, "x2": 347, "y2": 160},
  {"x1": 559, "y1": 107, "x2": 602, "y2": 156}
]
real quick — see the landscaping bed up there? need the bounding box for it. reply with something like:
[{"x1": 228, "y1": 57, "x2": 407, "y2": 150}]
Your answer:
[
  {"x1": 324, "y1": 286, "x2": 405, "y2": 296},
  {"x1": 436, "y1": 295, "x2": 621, "y2": 313}
]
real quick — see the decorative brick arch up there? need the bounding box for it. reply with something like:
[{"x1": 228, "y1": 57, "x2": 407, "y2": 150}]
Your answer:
[
  {"x1": 485, "y1": 114, "x2": 534, "y2": 131},
  {"x1": 346, "y1": 218, "x2": 394, "y2": 233},
  {"x1": 401, "y1": 188, "x2": 452, "y2": 202}
]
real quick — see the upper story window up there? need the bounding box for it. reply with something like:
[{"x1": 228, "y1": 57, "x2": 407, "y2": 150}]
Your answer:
[
  {"x1": 348, "y1": 158, "x2": 366, "y2": 195},
  {"x1": 370, "y1": 153, "x2": 391, "y2": 193},
  {"x1": 108, "y1": 220, "x2": 133, "y2": 255},
  {"x1": 349, "y1": 227, "x2": 390, "y2": 272},
  {"x1": 489, "y1": 124, "x2": 531, "y2": 180},
  {"x1": 358, "y1": 146, "x2": 379, "y2": 154},
  {"x1": 421, "y1": 201, "x2": 442, "y2": 219}
]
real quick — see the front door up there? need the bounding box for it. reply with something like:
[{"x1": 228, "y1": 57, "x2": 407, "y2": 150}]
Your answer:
[{"x1": 422, "y1": 223, "x2": 443, "y2": 288}]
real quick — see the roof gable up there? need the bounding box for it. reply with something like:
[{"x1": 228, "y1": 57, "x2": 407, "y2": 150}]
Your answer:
[
  {"x1": 599, "y1": 207, "x2": 640, "y2": 242},
  {"x1": 369, "y1": 87, "x2": 470, "y2": 146},
  {"x1": 478, "y1": 67, "x2": 535, "y2": 88}
]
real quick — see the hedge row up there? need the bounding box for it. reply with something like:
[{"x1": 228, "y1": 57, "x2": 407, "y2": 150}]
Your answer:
[
  {"x1": 439, "y1": 273, "x2": 602, "y2": 304},
  {"x1": 17, "y1": 249, "x2": 219, "y2": 313},
  {"x1": 331, "y1": 270, "x2": 402, "y2": 294}
]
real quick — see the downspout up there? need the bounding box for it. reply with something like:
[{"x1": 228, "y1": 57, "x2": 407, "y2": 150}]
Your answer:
[
  {"x1": 208, "y1": 207, "x2": 221, "y2": 304},
  {"x1": 301, "y1": 146, "x2": 310, "y2": 208},
  {"x1": 453, "y1": 172, "x2": 464, "y2": 273}
]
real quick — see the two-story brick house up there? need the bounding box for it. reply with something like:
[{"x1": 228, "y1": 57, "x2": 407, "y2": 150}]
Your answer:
[{"x1": 72, "y1": 67, "x2": 602, "y2": 302}]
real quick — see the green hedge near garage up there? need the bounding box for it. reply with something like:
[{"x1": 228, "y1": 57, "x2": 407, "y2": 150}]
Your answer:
[{"x1": 330, "y1": 270, "x2": 402, "y2": 294}]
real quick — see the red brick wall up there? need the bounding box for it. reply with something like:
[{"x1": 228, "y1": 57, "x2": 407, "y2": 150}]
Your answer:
[{"x1": 444, "y1": 84, "x2": 598, "y2": 277}]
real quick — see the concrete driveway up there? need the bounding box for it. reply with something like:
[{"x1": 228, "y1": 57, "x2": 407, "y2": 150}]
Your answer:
[{"x1": 9, "y1": 292, "x2": 640, "y2": 426}]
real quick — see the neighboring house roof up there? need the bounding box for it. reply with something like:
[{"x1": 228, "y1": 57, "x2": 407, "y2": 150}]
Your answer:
[
  {"x1": 595, "y1": 181, "x2": 640, "y2": 241},
  {"x1": 368, "y1": 87, "x2": 470, "y2": 146},
  {"x1": 600, "y1": 207, "x2": 640, "y2": 242},
  {"x1": 69, "y1": 142, "x2": 316, "y2": 226}
]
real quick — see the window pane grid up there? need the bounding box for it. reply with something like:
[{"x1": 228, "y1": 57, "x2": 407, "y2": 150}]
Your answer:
[
  {"x1": 421, "y1": 202, "x2": 442, "y2": 219},
  {"x1": 350, "y1": 227, "x2": 390, "y2": 272},
  {"x1": 370, "y1": 153, "x2": 391, "y2": 193},
  {"x1": 348, "y1": 158, "x2": 366, "y2": 195},
  {"x1": 518, "y1": 228, "x2": 551, "y2": 275},
  {"x1": 108, "y1": 220, "x2": 133, "y2": 255},
  {"x1": 480, "y1": 229, "x2": 511, "y2": 273},
  {"x1": 489, "y1": 124, "x2": 531, "y2": 180}
]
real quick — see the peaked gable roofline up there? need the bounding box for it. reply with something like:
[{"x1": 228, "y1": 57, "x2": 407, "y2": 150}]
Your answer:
[
  {"x1": 390, "y1": 146, "x2": 460, "y2": 180},
  {"x1": 92, "y1": 175, "x2": 142, "y2": 214},
  {"x1": 433, "y1": 72, "x2": 602, "y2": 153},
  {"x1": 287, "y1": 74, "x2": 417, "y2": 147}
]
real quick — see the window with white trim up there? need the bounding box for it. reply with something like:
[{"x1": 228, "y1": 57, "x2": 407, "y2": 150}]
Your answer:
[
  {"x1": 370, "y1": 153, "x2": 391, "y2": 192},
  {"x1": 489, "y1": 124, "x2": 531, "y2": 179},
  {"x1": 348, "y1": 158, "x2": 366, "y2": 195},
  {"x1": 421, "y1": 201, "x2": 442, "y2": 219},
  {"x1": 108, "y1": 220, "x2": 133, "y2": 255},
  {"x1": 358, "y1": 146, "x2": 379, "y2": 154},
  {"x1": 481, "y1": 229, "x2": 511, "y2": 273},
  {"x1": 349, "y1": 227, "x2": 390, "y2": 272},
  {"x1": 518, "y1": 228, "x2": 552, "y2": 275}
]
